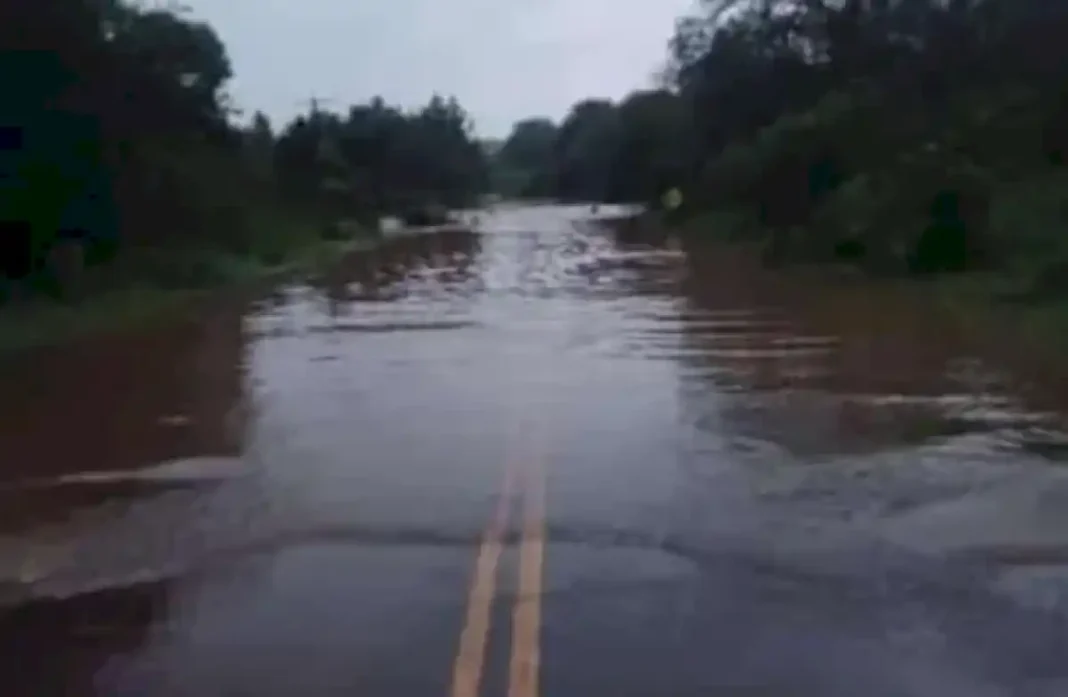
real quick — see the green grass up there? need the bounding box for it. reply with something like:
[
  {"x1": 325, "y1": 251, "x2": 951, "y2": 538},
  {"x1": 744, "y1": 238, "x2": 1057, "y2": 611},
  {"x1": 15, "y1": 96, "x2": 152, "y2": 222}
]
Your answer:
[
  {"x1": 0, "y1": 286, "x2": 207, "y2": 354},
  {"x1": 0, "y1": 223, "x2": 378, "y2": 354}
]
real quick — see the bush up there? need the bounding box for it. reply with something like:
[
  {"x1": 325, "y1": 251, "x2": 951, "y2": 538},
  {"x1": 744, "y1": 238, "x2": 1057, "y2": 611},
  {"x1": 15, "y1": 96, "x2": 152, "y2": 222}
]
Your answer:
[
  {"x1": 811, "y1": 171, "x2": 908, "y2": 269},
  {"x1": 401, "y1": 204, "x2": 450, "y2": 227},
  {"x1": 692, "y1": 86, "x2": 1024, "y2": 274},
  {"x1": 697, "y1": 91, "x2": 917, "y2": 225},
  {"x1": 985, "y1": 171, "x2": 1068, "y2": 299},
  {"x1": 810, "y1": 149, "x2": 994, "y2": 274}
]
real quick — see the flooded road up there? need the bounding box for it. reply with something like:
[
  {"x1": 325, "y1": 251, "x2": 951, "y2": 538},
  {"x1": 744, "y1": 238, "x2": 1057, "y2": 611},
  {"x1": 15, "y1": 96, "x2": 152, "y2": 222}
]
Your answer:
[{"x1": 4, "y1": 204, "x2": 1068, "y2": 696}]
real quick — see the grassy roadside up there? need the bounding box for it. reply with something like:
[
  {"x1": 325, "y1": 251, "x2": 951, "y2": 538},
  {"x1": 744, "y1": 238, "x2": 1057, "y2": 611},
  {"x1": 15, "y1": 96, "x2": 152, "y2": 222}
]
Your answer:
[{"x1": 0, "y1": 223, "x2": 379, "y2": 355}]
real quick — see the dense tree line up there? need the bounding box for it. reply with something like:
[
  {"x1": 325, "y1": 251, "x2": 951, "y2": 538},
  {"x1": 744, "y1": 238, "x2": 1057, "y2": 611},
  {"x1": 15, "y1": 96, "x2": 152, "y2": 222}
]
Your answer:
[
  {"x1": 1, "y1": 0, "x2": 486, "y2": 298},
  {"x1": 273, "y1": 96, "x2": 486, "y2": 219},
  {"x1": 499, "y1": 0, "x2": 1068, "y2": 280},
  {"x1": 493, "y1": 92, "x2": 691, "y2": 204},
  {"x1": 670, "y1": 0, "x2": 1068, "y2": 276}
]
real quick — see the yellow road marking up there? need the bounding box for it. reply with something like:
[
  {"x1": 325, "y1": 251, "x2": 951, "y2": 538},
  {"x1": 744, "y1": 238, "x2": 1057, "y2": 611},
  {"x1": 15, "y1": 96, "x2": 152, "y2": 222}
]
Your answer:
[
  {"x1": 449, "y1": 449, "x2": 516, "y2": 697},
  {"x1": 450, "y1": 411, "x2": 549, "y2": 697},
  {"x1": 509, "y1": 421, "x2": 546, "y2": 697}
]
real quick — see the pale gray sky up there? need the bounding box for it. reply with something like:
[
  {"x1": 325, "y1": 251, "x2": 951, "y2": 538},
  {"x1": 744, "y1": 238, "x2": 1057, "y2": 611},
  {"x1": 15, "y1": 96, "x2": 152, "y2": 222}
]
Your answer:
[{"x1": 184, "y1": 0, "x2": 697, "y2": 137}]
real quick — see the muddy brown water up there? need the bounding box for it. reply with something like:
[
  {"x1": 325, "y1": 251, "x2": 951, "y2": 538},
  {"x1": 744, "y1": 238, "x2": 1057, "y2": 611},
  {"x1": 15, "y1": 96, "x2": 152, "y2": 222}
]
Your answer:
[{"x1": 3, "y1": 203, "x2": 1068, "y2": 696}]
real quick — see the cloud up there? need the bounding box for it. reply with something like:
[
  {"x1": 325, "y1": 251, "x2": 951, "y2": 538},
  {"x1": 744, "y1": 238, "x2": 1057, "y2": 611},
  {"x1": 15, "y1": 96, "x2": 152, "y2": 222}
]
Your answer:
[{"x1": 184, "y1": 0, "x2": 696, "y2": 137}]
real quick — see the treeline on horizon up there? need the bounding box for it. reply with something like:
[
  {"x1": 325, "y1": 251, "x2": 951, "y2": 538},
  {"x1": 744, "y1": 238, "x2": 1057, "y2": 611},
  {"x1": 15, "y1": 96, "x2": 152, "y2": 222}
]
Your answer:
[
  {"x1": 1, "y1": 0, "x2": 488, "y2": 299},
  {"x1": 7, "y1": 0, "x2": 1068, "y2": 306},
  {"x1": 494, "y1": 0, "x2": 1068, "y2": 282}
]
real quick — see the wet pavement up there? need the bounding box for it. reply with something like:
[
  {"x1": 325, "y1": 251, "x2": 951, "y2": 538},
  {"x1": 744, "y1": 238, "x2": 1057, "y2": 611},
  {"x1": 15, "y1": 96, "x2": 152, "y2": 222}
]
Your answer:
[{"x1": 4, "y1": 204, "x2": 1068, "y2": 695}]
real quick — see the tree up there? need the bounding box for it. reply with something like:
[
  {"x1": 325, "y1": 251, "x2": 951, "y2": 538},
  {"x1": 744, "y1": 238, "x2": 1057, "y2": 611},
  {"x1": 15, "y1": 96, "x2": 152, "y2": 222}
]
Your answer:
[
  {"x1": 609, "y1": 90, "x2": 692, "y2": 203},
  {"x1": 657, "y1": 0, "x2": 1068, "y2": 270},
  {"x1": 499, "y1": 119, "x2": 557, "y2": 172},
  {"x1": 275, "y1": 94, "x2": 487, "y2": 217},
  {"x1": 1, "y1": 0, "x2": 239, "y2": 283},
  {"x1": 495, "y1": 118, "x2": 558, "y2": 197},
  {"x1": 553, "y1": 100, "x2": 621, "y2": 201},
  {"x1": 490, "y1": 92, "x2": 691, "y2": 205},
  {"x1": 0, "y1": 1, "x2": 490, "y2": 296}
]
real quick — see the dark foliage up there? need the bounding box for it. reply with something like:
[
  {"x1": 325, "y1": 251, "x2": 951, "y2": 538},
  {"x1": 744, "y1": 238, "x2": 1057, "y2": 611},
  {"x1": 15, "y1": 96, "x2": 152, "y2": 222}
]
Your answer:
[{"x1": 0, "y1": 2, "x2": 487, "y2": 297}]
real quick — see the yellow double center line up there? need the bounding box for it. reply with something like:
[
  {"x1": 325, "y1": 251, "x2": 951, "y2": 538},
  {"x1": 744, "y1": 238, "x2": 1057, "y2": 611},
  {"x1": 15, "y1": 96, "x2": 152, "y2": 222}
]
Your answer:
[{"x1": 450, "y1": 416, "x2": 546, "y2": 697}]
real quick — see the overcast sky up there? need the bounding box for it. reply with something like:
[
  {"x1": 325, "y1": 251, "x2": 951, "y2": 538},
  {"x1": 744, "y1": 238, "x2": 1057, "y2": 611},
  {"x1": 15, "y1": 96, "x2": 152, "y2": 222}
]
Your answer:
[{"x1": 184, "y1": 0, "x2": 697, "y2": 138}]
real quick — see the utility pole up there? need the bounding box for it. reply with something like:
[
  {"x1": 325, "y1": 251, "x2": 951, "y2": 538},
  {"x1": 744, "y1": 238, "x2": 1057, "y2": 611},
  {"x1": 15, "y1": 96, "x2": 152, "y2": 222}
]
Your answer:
[{"x1": 295, "y1": 96, "x2": 338, "y2": 117}]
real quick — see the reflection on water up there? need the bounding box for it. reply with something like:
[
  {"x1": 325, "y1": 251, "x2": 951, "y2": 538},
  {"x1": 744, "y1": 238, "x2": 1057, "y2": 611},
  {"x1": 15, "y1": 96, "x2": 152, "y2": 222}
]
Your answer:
[{"x1": 2, "y1": 204, "x2": 1068, "y2": 691}]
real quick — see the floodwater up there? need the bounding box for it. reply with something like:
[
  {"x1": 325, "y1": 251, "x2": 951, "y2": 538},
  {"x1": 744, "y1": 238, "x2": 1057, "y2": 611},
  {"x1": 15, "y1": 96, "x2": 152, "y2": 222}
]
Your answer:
[{"x1": 4, "y1": 204, "x2": 1068, "y2": 696}]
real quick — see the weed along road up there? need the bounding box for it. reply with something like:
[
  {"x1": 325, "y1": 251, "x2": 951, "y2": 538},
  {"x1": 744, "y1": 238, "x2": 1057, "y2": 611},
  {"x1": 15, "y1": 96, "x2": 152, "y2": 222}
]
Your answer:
[{"x1": 5, "y1": 205, "x2": 1068, "y2": 696}]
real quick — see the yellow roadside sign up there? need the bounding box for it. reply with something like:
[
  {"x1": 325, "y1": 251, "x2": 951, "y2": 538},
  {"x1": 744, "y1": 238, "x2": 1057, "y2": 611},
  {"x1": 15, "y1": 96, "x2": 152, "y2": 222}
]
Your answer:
[{"x1": 662, "y1": 188, "x2": 683, "y2": 212}]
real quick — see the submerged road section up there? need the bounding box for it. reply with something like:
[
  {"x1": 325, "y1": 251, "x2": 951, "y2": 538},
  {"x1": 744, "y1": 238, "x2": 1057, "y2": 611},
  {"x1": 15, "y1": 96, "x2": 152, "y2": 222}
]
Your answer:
[{"x1": 4, "y1": 204, "x2": 1068, "y2": 696}]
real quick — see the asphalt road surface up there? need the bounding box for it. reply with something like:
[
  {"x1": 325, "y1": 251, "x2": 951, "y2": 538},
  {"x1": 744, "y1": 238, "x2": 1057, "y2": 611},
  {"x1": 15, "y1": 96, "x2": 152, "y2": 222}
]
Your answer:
[{"x1": 3, "y1": 204, "x2": 1068, "y2": 696}]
